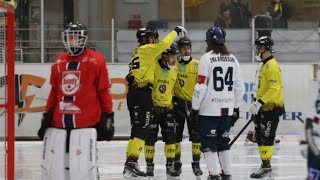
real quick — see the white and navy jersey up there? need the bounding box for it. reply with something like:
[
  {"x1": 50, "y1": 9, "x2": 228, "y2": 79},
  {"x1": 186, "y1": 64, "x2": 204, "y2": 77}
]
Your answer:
[
  {"x1": 307, "y1": 65, "x2": 320, "y2": 149},
  {"x1": 198, "y1": 51, "x2": 245, "y2": 116}
]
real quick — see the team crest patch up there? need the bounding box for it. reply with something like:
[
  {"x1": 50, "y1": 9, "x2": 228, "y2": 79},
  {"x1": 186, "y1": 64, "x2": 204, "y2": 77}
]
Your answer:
[
  {"x1": 179, "y1": 64, "x2": 186, "y2": 71},
  {"x1": 159, "y1": 85, "x2": 166, "y2": 93},
  {"x1": 62, "y1": 71, "x2": 81, "y2": 95},
  {"x1": 179, "y1": 79, "x2": 185, "y2": 87}
]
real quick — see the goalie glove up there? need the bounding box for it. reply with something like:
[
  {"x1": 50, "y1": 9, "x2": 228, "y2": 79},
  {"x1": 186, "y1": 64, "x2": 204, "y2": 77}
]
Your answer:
[
  {"x1": 231, "y1": 108, "x2": 239, "y2": 127},
  {"x1": 37, "y1": 112, "x2": 53, "y2": 140},
  {"x1": 96, "y1": 112, "x2": 115, "y2": 141},
  {"x1": 174, "y1": 26, "x2": 188, "y2": 36},
  {"x1": 105, "y1": 112, "x2": 115, "y2": 141}
]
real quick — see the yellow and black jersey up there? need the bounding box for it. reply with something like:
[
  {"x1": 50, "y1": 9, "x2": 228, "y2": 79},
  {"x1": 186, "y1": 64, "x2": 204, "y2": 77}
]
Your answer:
[
  {"x1": 129, "y1": 31, "x2": 177, "y2": 87},
  {"x1": 173, "y1": 58, "x2": 199, "y2": 102},
  {"x1": 152, "y1": 59, "x2": 178, "y2": 108},
  {"x1": 256, "y1": 56, "x2": 284, "y2": 111}
]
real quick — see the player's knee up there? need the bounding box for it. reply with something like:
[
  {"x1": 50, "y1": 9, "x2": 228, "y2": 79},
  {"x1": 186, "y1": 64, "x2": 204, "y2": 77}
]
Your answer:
[
  {"x1": 145, "y1": 133, "x2": 157, "y2": 146},
  {"x1": 262, "y1": 136, "x2": 276, "y2": 146},
  {"x1": 189, "y1": 133, "x2": 201, "y2": 143},
  {"x1": 131, "y1": 124, "x2": 150, "y2": 140},
  {"x1": 163, "y1": 130, "x2": 175, "y2": 144},
  {"x1": 176, "y1": 133, "x2": 183, "y2": 142}
]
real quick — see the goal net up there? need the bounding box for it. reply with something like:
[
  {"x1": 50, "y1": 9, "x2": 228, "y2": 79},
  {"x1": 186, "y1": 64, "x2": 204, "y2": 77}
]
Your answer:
[{"x1": 0, "y1": 1, "x2": 15, "y2": 180}]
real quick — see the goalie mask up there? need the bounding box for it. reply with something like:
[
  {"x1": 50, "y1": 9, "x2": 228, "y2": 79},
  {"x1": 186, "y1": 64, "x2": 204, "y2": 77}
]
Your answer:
[{"x1": 62, "y1": 22, "x2": 88, "y2": 56}]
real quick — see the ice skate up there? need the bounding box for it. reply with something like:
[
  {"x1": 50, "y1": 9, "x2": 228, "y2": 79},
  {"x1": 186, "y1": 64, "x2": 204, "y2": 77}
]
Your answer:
[
  {"x1": 146, "y1": 163, "x2": 154, "y2": 177},
  {"x1": 166, "y1": 162, "x2": 180, "y2": 177},
  {"x1": 191, "y1": 161, "x2": 203, "y2": 176},
  {"x1": 250, "y1": 165, "x2": 272, "y2": 179},
  {"x1": 245, "y1": 130, "x2": 256, "y2": 144},
  {"x1": 123, "y1": 162, "x2": 147, "y2": 179},
  {"x1": 207, "y1": 175, "x2": 221, "y2": 180},
  {"x1": 220, "y1": 174, "x2": 232, "y2": 180}
]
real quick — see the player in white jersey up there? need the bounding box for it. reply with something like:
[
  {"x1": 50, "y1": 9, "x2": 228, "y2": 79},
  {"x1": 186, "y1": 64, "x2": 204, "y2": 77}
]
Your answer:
[
  {"x1": 192, "y1": 27, "x2": 245, "y2": 180},
  {"x1": 304, "y1": 65, "x2": 320, "y2": 180}
]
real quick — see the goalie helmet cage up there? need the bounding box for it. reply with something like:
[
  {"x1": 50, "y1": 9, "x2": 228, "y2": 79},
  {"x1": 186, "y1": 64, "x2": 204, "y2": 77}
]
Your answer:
[{"x1": 0, "y1": 1, "x2": 15, "y2": 180}]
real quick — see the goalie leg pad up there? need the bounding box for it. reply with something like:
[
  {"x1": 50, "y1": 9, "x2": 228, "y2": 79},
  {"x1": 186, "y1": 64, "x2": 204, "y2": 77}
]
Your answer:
[
  {"x1": 41, "y1": 128, "x2": 67, "y2": 180},
  {"x1": 69, "y1": 128, "x2": 97, "y2": 180}
]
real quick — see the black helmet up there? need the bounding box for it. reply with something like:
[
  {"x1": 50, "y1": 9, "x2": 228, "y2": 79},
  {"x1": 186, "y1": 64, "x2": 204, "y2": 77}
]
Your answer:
[
  {"x1": 136, "y1": 26, "x2": 159, "y2": 44},
  {"x1": 162, "y1": 44, "x2": 180, "y2": 56},
  {"x1": 206, "y1": 26, "x2": 226, "y2": 45},
  {"x1": 146, "y1": 26, "x2": 159, "y2": 39},
  {"x1": 62, "y1": 22, "x2": 88, "y2": 56},
  {"x1": 255, "y1": 36, "x2": 274, "y2": 50},
  {"x1": 177, "y1": 37, "x2": 192, "y2": 48}
]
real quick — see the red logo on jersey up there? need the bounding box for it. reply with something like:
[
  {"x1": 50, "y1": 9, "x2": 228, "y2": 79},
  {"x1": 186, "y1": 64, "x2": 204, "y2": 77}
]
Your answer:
[
  {"x1": 76, "y1": 148, "x2": 82, "y2": 156},
  {"x1": 62, "y1": 71, "x2": 81, "y2": 95}
]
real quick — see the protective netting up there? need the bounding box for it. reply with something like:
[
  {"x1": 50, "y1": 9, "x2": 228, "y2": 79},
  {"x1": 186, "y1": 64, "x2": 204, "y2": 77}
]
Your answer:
[{"x1": 0, "y1": 9, "x2": 7, "y2": 180}]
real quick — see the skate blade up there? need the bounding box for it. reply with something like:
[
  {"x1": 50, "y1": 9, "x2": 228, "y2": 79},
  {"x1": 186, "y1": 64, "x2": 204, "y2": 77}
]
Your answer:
[
  {"x1": 166, "y1": 175, "x2": 180, "y2": 180},
  {"x1": 195, "y1": 176, "x2": 201, "y2": 180},
  {"x1": 123, "y1": 172, "x2": 147, "y2": 180}
]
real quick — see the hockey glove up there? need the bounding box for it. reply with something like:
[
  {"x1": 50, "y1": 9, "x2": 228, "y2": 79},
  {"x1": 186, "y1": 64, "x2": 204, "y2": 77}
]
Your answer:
[
  {"x1": 231, "y1": 108, "x2": 239, "y2": 127},
  {"x1": 172, "y1": 96, "x2": 186, "y2": 110},
  {"x1": 250, "y1": 100, "x2": 263, "y2": 115},
  {"x1": 174, "y1": 26, "x2": 188, "y2": 36},
  {"x1": 105, "y1": 112, "x2": 115, "y2": 141},
  {"x1": 299, "y1": 140, "x2": 308, "y2": 159},
  {"x1": 37, "y1": 112, "x2": 53, "y2": 140}
]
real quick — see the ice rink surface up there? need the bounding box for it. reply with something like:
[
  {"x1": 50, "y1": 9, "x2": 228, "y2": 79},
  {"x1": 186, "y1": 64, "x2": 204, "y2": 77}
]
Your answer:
[{"x1": 7, "y1": 136, "x2": 306, "y2": 180}]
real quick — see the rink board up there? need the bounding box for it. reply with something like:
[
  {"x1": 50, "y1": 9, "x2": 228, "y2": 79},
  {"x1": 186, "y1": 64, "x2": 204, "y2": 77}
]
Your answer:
[{"x1": 11, "y1": 63, "x2": 313, "y2": 138}]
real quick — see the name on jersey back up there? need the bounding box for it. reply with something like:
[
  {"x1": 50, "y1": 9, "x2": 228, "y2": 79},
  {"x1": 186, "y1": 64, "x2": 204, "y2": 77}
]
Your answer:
[{"x1": 210, "y1": 56, "x2": 235, "y2": 63}]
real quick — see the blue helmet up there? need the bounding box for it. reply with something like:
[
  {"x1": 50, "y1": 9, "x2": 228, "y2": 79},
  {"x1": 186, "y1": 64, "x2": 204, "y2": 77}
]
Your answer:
[{"x1": 205, "y1": 27, "x2": 226, "y2": 45}]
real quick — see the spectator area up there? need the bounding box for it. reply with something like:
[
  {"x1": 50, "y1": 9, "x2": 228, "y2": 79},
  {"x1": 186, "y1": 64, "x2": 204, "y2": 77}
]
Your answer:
[{"x1": 116, "y1": 29, "x2": 320, "y2": 63}]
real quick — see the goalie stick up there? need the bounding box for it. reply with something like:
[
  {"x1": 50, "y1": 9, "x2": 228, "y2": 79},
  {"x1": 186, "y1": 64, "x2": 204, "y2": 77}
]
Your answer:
[{"x1": 229, "y1": 115, "x2": 255, "y2": 147}]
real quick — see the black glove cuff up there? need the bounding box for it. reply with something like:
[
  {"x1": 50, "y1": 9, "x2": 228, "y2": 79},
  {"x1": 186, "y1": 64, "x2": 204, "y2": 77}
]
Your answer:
[{"x1": 106, "y1": 111, "x2": 114, "y2": 119}]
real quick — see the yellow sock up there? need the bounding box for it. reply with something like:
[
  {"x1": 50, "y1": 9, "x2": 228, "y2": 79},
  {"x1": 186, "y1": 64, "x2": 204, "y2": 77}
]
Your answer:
[
  {"x1": 192, "y1": 142, "x2": 201, "y2": 156},
  {"x1": 126, "y1": 139, "x2": 133, "y2": 158},
  {"x1": 175, "y1": 143, "x2": 181, "y2": 157},
  {"x1": 258, "y1": 145, "x2": 275, "y2": 161},
  {"x1": 145, "y1": 145, "x2": 155, "y2": 160},
  {"x1": 165, "y1": 144, "x2": 176, "y2": 159},
  {"x1": 130, "y1": 137, "x2": 145, "y2": 158}
]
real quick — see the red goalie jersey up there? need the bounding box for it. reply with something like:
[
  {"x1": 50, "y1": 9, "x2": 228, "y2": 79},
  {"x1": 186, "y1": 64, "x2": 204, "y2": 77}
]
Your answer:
[{"x1": 45, "y1": 48, "x2": 113, "y2": 128}]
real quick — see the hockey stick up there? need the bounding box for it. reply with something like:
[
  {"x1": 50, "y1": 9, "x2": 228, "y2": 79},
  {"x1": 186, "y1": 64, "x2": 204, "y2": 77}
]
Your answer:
[{"x1": 229, "y1": 115, "x2": 255, "y2": 147}]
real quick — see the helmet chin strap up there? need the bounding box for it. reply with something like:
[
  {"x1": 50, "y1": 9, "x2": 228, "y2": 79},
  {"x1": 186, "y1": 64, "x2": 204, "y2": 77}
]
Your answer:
[
  {"x1": 255, "y1": 49, "x2": 267, "y2": 61},
  {"x1": 166, "y1": 62, "x2": 176, "y2": 69},
  {"x1": 181, "y1": 56, "x2": 190, "y2": 61}
]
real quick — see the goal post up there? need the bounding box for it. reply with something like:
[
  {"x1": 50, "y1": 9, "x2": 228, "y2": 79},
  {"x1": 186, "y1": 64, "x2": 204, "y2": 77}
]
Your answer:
[{"x1": 0, "y1": 1, "x2": 15, "y2": 180}]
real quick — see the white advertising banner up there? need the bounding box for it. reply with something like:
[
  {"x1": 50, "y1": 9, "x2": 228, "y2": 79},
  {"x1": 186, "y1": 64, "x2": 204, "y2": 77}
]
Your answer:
[{"x1": 12, "y1": 63, "x2": 313, "y2": 138}]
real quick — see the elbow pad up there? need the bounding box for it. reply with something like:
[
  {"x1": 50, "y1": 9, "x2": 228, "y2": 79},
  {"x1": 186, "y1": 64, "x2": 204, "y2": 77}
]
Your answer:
[{"x1": 192, "y1": 83, "x2": 207, "y2": 110}]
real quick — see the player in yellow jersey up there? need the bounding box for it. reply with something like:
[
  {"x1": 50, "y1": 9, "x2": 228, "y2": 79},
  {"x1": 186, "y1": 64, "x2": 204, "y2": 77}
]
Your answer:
[
  {"x1": 172, "y1": 37, "x2": 203, "y2": 177},
  {"x1": 144, "y1": 45, "x2": 179, "y2": 177},
  {"x1": 123, "y1": 26, "x2": 187, "y2": 178},
  {"x1": 249, "y1": 36, "x2": 285, "y2": 179}
]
